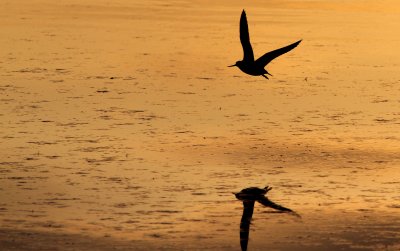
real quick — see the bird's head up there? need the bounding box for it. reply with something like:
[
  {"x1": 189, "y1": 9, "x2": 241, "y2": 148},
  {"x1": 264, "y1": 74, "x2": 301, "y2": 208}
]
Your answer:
[{"x1": 228, "y1": 61, "x2": 243, "y2": 68}]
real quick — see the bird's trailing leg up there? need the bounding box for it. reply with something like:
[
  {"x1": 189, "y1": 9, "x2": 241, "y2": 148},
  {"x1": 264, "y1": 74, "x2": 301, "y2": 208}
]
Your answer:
[
  {"x1": 262, "y1": 74, "x2": 269, "y2": 79},
  {"x1": 264, "y1": 186, "x2": 272, "y2": 193}
]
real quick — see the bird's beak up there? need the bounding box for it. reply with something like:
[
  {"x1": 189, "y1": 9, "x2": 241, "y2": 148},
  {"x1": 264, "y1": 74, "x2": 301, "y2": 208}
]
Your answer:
[{"x1": 228, "y1": 63, "x2": 236, "y2": 67}]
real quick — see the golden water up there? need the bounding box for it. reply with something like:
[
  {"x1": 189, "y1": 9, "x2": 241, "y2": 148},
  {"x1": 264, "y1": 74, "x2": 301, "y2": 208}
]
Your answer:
[{"x1": 1, "y1": 0, "x2": 400, "y2": 250}]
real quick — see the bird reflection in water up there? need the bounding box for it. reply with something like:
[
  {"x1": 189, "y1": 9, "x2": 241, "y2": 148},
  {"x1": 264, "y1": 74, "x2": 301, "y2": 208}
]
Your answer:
[{"x1": 234, "y1": 186, "x2": 300, "y2": 251}]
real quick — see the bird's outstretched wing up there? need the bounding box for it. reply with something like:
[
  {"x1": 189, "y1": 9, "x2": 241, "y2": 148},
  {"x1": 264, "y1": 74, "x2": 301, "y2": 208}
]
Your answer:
[
  {"x1": 257, "y1": 196, "x2": 294, "y2": 213},
  {"x1": 255, "y1": 40, "x2": 301, "y2": 67},
  {"x1": 240, "y1": 10, "x2": 254, "y2": 62}
]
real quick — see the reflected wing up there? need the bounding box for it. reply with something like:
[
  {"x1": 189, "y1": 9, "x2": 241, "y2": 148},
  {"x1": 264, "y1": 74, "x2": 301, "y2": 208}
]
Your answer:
[
  {"x1": 240, "y1": 200, "x2": 255, "y2": 251},
  {"x1": 240, "y1": 10, "x2": 254, "y2": 62},
  {"x1": 257, "y1": 197, "x2": 294, "y2": 213},
  {"x1": 255, "y1": 40, "x2": 301, "y2": 67}
]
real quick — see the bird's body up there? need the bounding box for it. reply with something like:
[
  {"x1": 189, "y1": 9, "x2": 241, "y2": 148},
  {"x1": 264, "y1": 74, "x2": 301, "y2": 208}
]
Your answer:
[
  {"x1": 234, "y1": 186, "x2": 295, "y2": 213},
  {"x1": 235, "y1": 61, "x2": 269, "y2": 77},
  {"x1": 229, "y1": 10, "x2": 301, "y2": 79},
  {"x1": 235, "y1": 186, "x2": 271, "y2": 200}
]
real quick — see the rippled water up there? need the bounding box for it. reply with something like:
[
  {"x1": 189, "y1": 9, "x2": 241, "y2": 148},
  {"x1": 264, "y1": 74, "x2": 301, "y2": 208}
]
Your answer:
[{"x1": 1, "y1": 0, "x2": 400, "y2": 250}]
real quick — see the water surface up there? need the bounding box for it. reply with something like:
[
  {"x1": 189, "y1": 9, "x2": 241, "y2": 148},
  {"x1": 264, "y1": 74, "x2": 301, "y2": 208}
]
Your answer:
[{"x1": 1, "y1": 0, "x2": 400, "y2": 250}]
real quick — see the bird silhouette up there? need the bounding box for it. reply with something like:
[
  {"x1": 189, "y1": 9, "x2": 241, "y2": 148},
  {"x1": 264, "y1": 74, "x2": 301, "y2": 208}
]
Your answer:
[
  {"x1": 234, "y1": 186, "x2": 300, "y2": 251},
  {"x1": 229, "y1": 10, "x2": 301, "y2": 79}
]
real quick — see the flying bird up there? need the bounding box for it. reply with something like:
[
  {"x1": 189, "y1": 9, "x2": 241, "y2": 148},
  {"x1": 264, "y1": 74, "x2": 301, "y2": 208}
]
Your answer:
[{"x1": 229, "y1": 10, "x2": 301, "y2": 79}]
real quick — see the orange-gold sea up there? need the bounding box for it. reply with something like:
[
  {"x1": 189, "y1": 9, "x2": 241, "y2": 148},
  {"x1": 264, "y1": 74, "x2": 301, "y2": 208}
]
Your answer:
[{"x1": 1, "y1": 0, "x2": 400, "y2": 250}]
